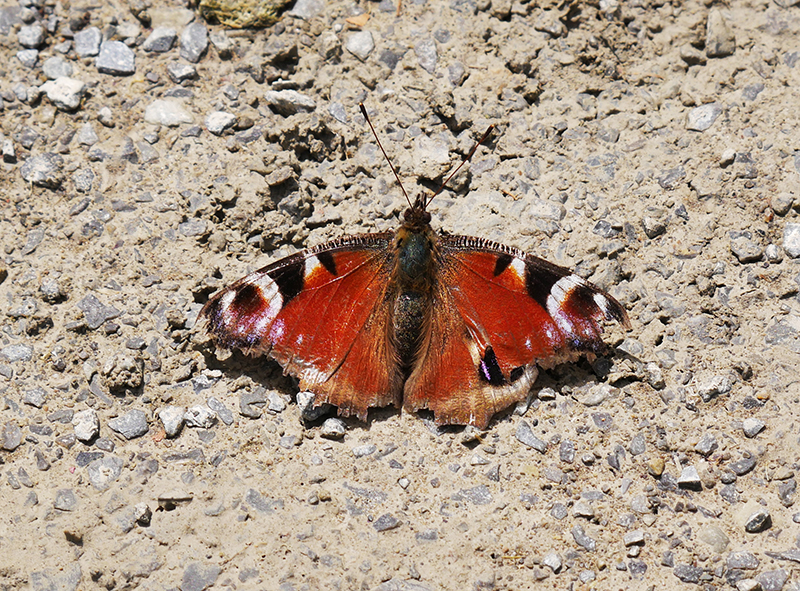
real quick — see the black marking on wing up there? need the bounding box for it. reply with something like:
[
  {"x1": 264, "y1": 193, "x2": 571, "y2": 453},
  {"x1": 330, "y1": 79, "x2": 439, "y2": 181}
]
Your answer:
[
  {"x1": 509, "y1": 366, "x2": 525, "y2": 383},
  {"x1": 493, "y1": 253, "x2": 513, "y2": 277},
  {"x1": 317, "y1": 250, "x2": 337, "y2": 276},
  {"x1": 478, "y1": 346, "x2": 506, "y2": 386},
  {"x1": 524, "y1": 256, "x2": 571, "y2": 311},
  {"x1": 271, "y1": 261, "x2": 304, "y2": 304}
]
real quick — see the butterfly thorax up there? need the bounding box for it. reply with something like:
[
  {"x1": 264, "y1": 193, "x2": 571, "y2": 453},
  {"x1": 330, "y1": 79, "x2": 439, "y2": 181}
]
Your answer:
[{"x1": 393, "y1": 221, "x2": 438, "y2": 370}]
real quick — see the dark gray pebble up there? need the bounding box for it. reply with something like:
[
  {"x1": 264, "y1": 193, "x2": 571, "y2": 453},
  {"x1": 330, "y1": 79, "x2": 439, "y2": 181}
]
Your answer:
[
  {"x1": 181, "y1": 562, "x2": 221, "y2": 591},
  {"x1": 180, "y1": 22, "x2": 208, "y2": 63},
  {"x1": 96, "y1": 41, "x2": 135, "y2": 76},
  {"x1": 74, "y1": 27, "x2": 101, "y2": 57},
  {"x1": 54, "y1": 488, "x2": 77, "y2": 511},
  {"x1": 572, "y1": 525, "x2": 596, "y2": 551},
  {"x1": 730, "y1": 455, "x2": 757, "y2": 476},
  {"x1": 744, "y1": 507, "x2": 771, "y2": 533},
  {"x1": 143, "y1": 27, "x2": 176, "y2": 53},
  {"x1": 373, "y1": 513, "x2": 401, "y2": 532},
  {"x1": 108, "y1": 410, "x2": 149, "y2": 439},
  {"x1": 515, "y1": 420, "x2": 547, "y2": 453},
  {"x1": 21, "y1": 153, "x2": 64, "y2": 188},
  {"x1": 2, "y1": 422, "x2": 23, "y2": 451},
  {"x1": 673, "y1": 563, "x2": 703, "y2": 584}
]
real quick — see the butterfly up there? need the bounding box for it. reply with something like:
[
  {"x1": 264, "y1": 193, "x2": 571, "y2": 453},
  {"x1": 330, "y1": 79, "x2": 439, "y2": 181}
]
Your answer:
[{"x1": 200, "y1": 106, "x2": 630, "y2": 429}]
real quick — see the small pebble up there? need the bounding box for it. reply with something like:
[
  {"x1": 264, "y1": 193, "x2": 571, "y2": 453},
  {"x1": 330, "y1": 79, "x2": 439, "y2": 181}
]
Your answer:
[
  {"x1": 515, "y1": 420, "x2": 547, "y2": 453},
  {"x1": 54, "y1": 488, "x2": 77, "y2": 511},
  {"x1": 143, "y1": 27, "x2": 177, "y2": 53},
  {"x1": 205, "y1": 111, "x2": 237, "y2": 135},
  {"x1": 686, "y1": 103, "x2": 723, "y2": 132},
  {"x1": 678, "y1": 466, "x2": 702, "y2": 490},
  {"x1": 264, "y1": 90, "x2": 316, "y2": 116},
  {"x1": 72, "y1": 409, "x2": 100, "y2": 442},
  {"x1": 87, "y1": 456, "x2": 123, "y2": 490},
  {"x1": 735, "y1": 579, "x2": 761, "y2": 591},
  {"x1": 542, "y1": 551, "x2": 562, "y2": 573},
  {"x1": 706, "y1": 9, "x2": 736, "y2": 58},
  {"x1": 184, "y1": 405, "x2": 217, "y2": 428},
  {"x1": 727, "y1": 551, "x2": 759, "y2": 570},
  {"x1": 23, "y1": 387, "x2": 47, "y2": 408},
  {"x1": 158, "y1": 406, "x2": 185, "y2": 438},
  {"x1": 167, "y1": 62, "x2": 197, "y2": 83},
  {"x1": 345, "y1": 30, "x2": 374, "y2": 61},
  {"x1": 96, "y1": 41, "x2": 136, "y2": 76},
  {"x1": 207, "y1": 397, "x2": 234, "y2": 425},
  {"x1": 74, "y1": 27, "x2": 102, "y2": 57},
  {"x1": 1, "y1": 422, "x2": 22, "y2": 451},
  {"x1": 731, "y1": 235, "x2": 764, "y2": 263},
  {"x1": 698, "y1": 524, "x2": 729, "y2": 553},
  {"x1": 572, "y1": 525, "x2": 596, "y2": 551},
  {"x1": 756, "y1": 569, "x2": 788, "y2": 591},
  {"x1": 782, "y1": 223, "x2": 800, "y2": 258},
  {"x1": 40, "y1": 77, "x2": 86, "y2": 111},
  {"x1": 20, "y1": 153, "x2": 64, "y2": 189},
  {"x1": 18, "y1": 24, "x2": 45, "y2": 48},
  {"x1": 742, "y1": 417, "x2": 765, "y2": 438},
  {"x1": 352, "y1": 444, "x2": 377, "y2": 458},
  {"x1": 107, "y1": 410, "x2": 149, "y2": 439},
  {"x1": 180, "y1": 22, "x2": 208, "y2": 63},
  {"x1": 42, "y1": 56, "x2": 73, "y2": 79},
  {"x1": 320, "y1": 418, "x2": 346, "y2": 439},
  {"x1": 743, "y1": 507, "x2": 771, "y2": 533},
  {"x1": 266, "y1": 391, "x2": 286, "y2": 413},
  {"x1": 624, "y1": 530, "x2": 645, "y2": 547},
  {"x1": 373, "y1": 513, "x2": 400, "y2": 532},
  {"x1": 414, "y1": 38, "x2": 437, "y2": 73},
  {"x1": 144, "y1": 99, "x2": 193, "y2": 126}
]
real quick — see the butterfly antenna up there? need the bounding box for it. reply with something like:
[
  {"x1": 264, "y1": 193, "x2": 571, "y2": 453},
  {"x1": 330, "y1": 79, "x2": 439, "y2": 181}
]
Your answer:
[
  {"x1": 359, "y1": 103, "x2": 412, "y2": 208},
  {"x1": 428, "y1": 124, "x2": 495, "y2": 207}
]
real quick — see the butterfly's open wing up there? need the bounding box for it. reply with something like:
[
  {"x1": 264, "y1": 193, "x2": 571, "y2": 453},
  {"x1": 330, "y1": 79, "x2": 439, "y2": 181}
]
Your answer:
[
  {"x1": 201, "y1": 234, "x2": 404, "y2": 419},
  {"x1": 403, "y1": 235, "x2": 629, "y2": 429}
]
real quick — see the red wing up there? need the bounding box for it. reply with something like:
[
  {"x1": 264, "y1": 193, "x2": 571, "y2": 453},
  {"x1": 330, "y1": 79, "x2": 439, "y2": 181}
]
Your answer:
[
  {"x1": 404, "y1": 235, "x2": 629, "y2": 429},
  {"x1": 201, "y1": 233, "x2": 404, "y2": 419}
]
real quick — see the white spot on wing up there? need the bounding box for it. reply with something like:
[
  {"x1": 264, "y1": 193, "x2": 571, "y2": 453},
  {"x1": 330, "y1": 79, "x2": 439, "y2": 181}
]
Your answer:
[
  {"x1": 593, "y1": 293, "x2": 610, "y2": 315},
  {"x1": 546, "y1": 275, "x2": 583, "y2": 335},
  {"x1": 510, "y1": 258, "x2": 525, "y2": 279},
  {"x1": 304, "y1": 255, "x2": 321, "y2": 278}
]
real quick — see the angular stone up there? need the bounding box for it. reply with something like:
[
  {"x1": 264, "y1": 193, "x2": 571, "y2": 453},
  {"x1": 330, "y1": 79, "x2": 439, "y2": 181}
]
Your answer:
[
  {"x1": 96, "y1": 41, "x2": 135, "y2": 75},
  {"x1": 20, "y1": 153, "x2": 64, "y2": 189},
  {"x1": 706, "y1": 9, "x2": 736, "y2": 58},
  {"x1": 74, "y1": 27, "x2": 101, "y2": 57},
  {"x1": 72, "y1": 409, "x2": 100, "y2": 442},
  {"x1": 108, "y1": 410, "x2": 149, "y2": 439},
  {"x1": 345, "y1": 30, "x2": 374, "y2": 61},
  {"x1": 158, "y1": 406, "x2": 185, "y2": 438},
  {"x1": 180, "y1": 22, "x2": 208, "y2": 63},
  {"x1": 687, "y1": 103, "x2": 723, "y2": 131},
  {"x1": 87, "y1": 456, "x2": 123, "y2": 490},
  {"x1": 516, "y1": 420, "x2": 547, "y2": 453},
  {"x1": 783, "y1": 223, "x2": 800, "y2": 258}
]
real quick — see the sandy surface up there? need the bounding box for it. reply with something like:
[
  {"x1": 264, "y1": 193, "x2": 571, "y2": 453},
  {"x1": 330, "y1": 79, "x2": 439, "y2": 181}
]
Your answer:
[{"x1": 1, "y1": 0, "x2": 799, "y2": 589}]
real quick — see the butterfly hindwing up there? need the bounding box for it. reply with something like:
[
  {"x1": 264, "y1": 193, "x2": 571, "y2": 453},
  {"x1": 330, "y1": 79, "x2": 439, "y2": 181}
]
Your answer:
[
  {"x1": 201, "y1": 233, "x2": 405, "y2": 419},
  {"x1": 403, "y1": 235, "x2": 629, "y2": 429}
]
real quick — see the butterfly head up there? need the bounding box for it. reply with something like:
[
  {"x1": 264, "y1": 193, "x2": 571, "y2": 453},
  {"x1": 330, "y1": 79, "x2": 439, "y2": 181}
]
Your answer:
[{"x1": 402, "y1": 194, "x2": 432, "y2": 232}]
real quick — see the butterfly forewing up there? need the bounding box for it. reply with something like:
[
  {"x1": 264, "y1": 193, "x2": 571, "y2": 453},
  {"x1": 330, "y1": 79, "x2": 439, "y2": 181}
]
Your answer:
[{"x1": 201, "y1": 233, "x2": 406, "y2": 418}]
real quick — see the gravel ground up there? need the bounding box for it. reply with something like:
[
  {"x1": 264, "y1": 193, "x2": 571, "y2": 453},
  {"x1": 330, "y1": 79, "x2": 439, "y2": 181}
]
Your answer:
[{"x1": 1, "y1": 0, "x2": 800, "y2": 589}]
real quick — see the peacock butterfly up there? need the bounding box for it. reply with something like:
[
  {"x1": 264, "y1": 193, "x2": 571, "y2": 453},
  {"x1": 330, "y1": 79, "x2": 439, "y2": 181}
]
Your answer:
[{"x1": 201, "y1": 105, "x2": 630, "y2": 429}]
